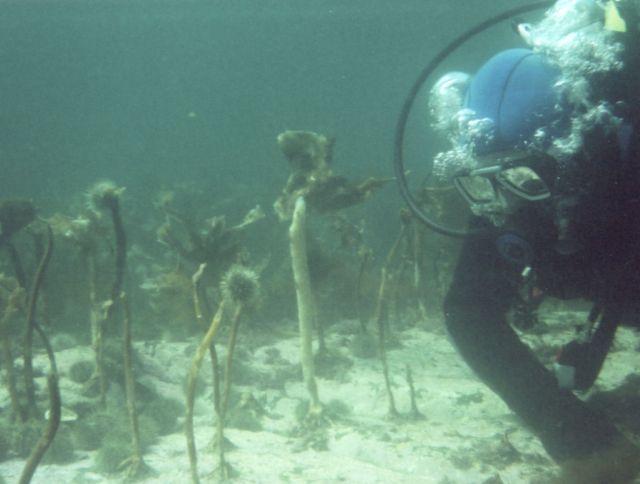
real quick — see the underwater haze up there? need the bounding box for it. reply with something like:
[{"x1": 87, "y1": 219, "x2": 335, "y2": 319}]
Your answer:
[{"x1": 1, "y1": 0, "x2": 529, "y2": 228}]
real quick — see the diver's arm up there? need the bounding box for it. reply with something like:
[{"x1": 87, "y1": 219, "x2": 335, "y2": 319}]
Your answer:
[{"x1": 443, "y1": 220, "x2": 623, "y2": 462}]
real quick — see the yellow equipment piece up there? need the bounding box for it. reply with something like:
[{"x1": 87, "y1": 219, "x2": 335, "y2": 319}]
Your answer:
[{"x1": 605, "y1": 1, "x2": 628, "y2": 32}]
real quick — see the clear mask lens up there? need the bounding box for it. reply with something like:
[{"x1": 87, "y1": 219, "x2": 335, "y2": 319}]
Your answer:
[
  {"x1": 454, "y1": 176, "x2": 496, "y2": 204},
  {"x1": 496, "y1": 166, "x2": 551, "y2": 201},
  {"x1": 453, "y1": 154, "x2": 553, "y2": 215}
]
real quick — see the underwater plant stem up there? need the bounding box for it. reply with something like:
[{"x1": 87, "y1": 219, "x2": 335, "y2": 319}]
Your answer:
[
  {"x1": 92, "y1": 196, "x2": 127, "y2": 407},
  {"x1": 107, "y1": 199, "x2": 127, "y2": 316},
  {"x1": 216, "y1": 304, "x2": 243, "y2": 480},
  {"x1": 91, "y1": 306, "x2": 108, "y2": 407},
  {"x1": 411, "y1": 223, "x2": 428, "y2": 321},
  {"x1": 121, "y1": 292, "x2": 145, "y2": 474},
  {"x1": 5, "y1": 241, "x2": 27, "y2": 289},
  {"x1": 220, "y1": 304, "x2": 242, "y2": 420},
  {"x1": 209, "y1": 345, "x2": 221, "y2": 417},
  {"x1": 289, "y1": 197, "x2": 321, "y2": 411},
  {"x1": 32, "y1": 231, "x2": 51, "y2": 326},
  {"x1": 372, "y1": 226, "x2": 406, "y2": 417},
  {"x1": 316, "y1": 300, "x2": 327, "y2": 356},
  {"x1": 356, "y1": 249, "x2": 371, "y2": 333},
  {"x1": 23, "y1": 224, "x2": 53, "y2": 418},
  {"x1": 20, "y1": 319, "x2": 60, "y2": 484},
  {"x1": 185, "y1": 301, "x2": 225, "y2": 484},
  {"x1": 33, "y1": 319, "x2": 58, "y2": 379},
  {"x1": 405, "y1": 364, "x2": 424, "y2": 420},
  {"x1": 388, "y1": 219, "x2": 412, "y2": 323},
  {"x1": 88, "y1": 258, "x2": 108, "y2": 407},
  {"x1": 192, "y1": 263, "x2": 208, "y2": 325},
  {"x1": 375, "y1": 265, "x2": 398, "y2": 417},
  {"x1": 18, "y1": 371, "x2": 60, "y2": 484},
  {"x1": 192, "y1": 263, "x2": 221, "y2": 416},
  {"x1": 0, "y1": 300, "x2": 25, "y2": 421},
  {"x1": 372, "y1": 226, "x2": 405, "y2": 324}
]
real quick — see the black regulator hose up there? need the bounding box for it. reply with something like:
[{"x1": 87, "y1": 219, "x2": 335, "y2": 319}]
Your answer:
[{"x1": 393, "y1": 1, "x2": 555, "y2": 238}]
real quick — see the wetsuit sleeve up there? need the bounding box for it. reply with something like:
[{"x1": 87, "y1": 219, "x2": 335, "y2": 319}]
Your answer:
[{"x1": 443, "y1": 219, "x2": 624, "y2": 462}]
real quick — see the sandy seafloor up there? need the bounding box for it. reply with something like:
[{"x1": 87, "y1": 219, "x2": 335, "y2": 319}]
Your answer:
[{"x1": 1, "y1": 310, "x2": 639, "y2": 484}]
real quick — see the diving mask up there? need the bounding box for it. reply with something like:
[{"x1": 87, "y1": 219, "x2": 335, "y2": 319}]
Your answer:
[{"x1": 453, "y1": 150, "x2": 556, "y2": 218}]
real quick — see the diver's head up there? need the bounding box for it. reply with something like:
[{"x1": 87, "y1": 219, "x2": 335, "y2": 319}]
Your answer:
[
  {"x1": 394, "y1": 0, "x2": 634, "y2": 238},
  {"x1": 432, "y1": 48, "x2": 566, "y2": 225},
  {"x1": 465, "y1": 49, "x2": 563, "y2": 153}
]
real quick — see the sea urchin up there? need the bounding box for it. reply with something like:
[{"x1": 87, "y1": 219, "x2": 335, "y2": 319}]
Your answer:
[{"x1": 220, "y1": 265, "x2": 260, "y2": 307}]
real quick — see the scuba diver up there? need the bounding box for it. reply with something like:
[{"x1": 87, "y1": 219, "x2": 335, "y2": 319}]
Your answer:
[{"x1": 394, "y1": 0, "x2": 640, "y2": 482}]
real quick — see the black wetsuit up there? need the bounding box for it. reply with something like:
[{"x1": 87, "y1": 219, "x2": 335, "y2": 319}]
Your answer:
[
  {"x1": 444, "y1": 200, "x2": 640, "y2": 461},
  {"x1": 444, "y1": 33, "x2": 640, "y2": 462}
]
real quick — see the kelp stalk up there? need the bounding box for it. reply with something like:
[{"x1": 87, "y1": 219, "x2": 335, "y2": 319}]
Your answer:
[
  {"x1": 120, "y1": 292, "x2": 146, "y2": 477},
  {"x1": 356, "y1": 248, "x2": 372, "y2": 333},
  {"x1": 185, "y1": 302, "x2": 225, "y2": 484},
  {"x1": 18, "y1": 372, "x2": 60, "y2": 484},
  {"x1": 19, "y1": 236, "x2": 60, "y2": 484},
  {"x1": 23, "y1": 224, "x2": 53, "y2": 418},
  {"x1": 91, "y1": 183, "x2": 127, "y2": 406},
  {"x1": 405, "y1": 364, "x2": 424, "y2": 420},
  {"x1": 192, "y1": 263, "x2": 221, "y2": 417},
  {"x1": 0, "y1": 283, "x2": 26, "y2": 421},
  {"x1": 289, "y1": 197, "x2": 321, "y2": 412},
  {"x1": 217, "y1": 304, "x2": 242, "y2": 480},
  {"x1": 5, "y1": 242, "x2": 27, "y2": 289},
  {"x1": 192, "y1": 263, "x2": 208, "y2": 325},
  {"x1": 214, "y1": 264, "x2": 260, "y2": 478},
  {"x1": 411, "y1": 221, "x2": 428, "y2": 320},
  {"x1": 0, "y1": 199, "x2": 36, "y2": 288},
  {"x1": 372, "y1": 225, "x2": 406, "y2": 417},
  {"x1": 105, "y1": 192, "x2": 127, "y2": 313},
  {"x1": 88, "y1": 263, "x2": 109, "y2": 406}
]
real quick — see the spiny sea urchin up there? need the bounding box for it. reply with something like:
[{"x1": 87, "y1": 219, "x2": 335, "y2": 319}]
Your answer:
[{"x1": 220, "y1": 265, "x2": 260, "y2": 307}]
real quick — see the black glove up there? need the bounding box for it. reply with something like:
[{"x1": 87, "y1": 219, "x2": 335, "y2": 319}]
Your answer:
[
  {"x1": 554, "y1": 306, "x2": 619, "y2": 391},
  {"x1": 554, "y1": 340, "x2": 604, "y2": 391}
]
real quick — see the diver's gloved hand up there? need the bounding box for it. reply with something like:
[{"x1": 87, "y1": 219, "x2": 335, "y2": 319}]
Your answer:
[{"x1": 554, "y1": 340, "x2": 604, "y2": 391}]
